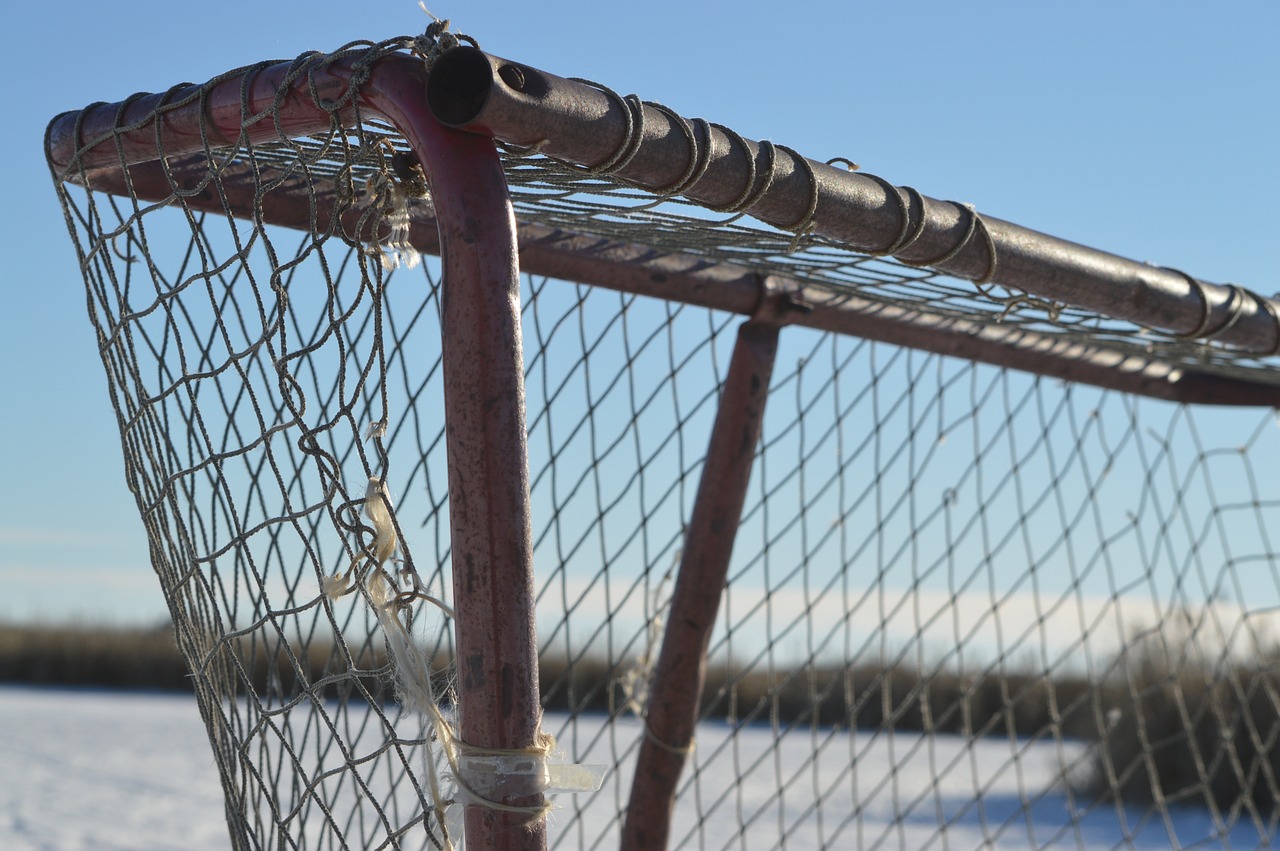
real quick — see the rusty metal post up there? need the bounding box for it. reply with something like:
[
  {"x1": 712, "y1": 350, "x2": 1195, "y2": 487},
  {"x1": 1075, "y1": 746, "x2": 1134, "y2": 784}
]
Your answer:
[
  {"x1": 401, "y1": 99, "x2": 547, "y2": 851},
  {"x1": 620, "y1": 308, "x2": 782, "y2": 851}
]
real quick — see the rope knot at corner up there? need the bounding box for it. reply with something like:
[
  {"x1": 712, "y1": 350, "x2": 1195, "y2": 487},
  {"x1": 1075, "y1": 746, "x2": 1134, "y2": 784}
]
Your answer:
[{"x1": 412, "y1": 17, "x2": 480, "y2": 72}]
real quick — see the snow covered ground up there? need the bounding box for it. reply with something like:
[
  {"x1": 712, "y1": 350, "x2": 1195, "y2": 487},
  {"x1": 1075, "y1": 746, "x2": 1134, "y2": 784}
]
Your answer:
[
  {"x1": 1, "y1": 686, "x2": 229, "y2": 851},
  {"x1": 1, "y1": 685, "x2": 1272, "y2": 850}
]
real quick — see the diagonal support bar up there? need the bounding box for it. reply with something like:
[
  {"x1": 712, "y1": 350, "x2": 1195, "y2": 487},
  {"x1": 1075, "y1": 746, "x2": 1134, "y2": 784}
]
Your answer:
[{"x1": 621, "y1": 315, "x2": 781, "y2": 851}]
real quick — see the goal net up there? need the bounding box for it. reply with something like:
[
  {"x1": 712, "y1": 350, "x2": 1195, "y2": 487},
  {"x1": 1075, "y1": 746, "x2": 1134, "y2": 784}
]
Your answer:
[{"x1": 46, "y1": 30, "x2": 1280, "y2": 850}]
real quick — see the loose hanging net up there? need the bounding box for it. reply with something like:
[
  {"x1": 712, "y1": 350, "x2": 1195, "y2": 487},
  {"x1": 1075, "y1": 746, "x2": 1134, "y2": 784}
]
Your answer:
[{"x1": 47, "y1": 31, "x2": 1280, "y2": 850}]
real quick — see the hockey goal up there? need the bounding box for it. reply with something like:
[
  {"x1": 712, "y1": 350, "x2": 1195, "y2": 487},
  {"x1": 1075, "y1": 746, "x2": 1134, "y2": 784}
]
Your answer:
[{"x1": 46, "y1": 27, "x2": 1280, "y2": 851}]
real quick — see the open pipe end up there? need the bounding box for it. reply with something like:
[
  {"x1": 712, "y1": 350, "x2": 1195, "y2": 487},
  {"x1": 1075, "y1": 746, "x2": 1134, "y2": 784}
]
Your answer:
[
  {"x1": 45, "y1": 110, "x2": 81, "y2": 176},
  {"x1": 427, "y1": 46, "x2": 499, "y2": 127},
  {"x1": 428, "y1": 47, "x2": 553, "y2": 132}
]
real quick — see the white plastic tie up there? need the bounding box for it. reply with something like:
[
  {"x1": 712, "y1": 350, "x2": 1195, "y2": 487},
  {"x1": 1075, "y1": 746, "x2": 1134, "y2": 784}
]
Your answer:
[{"x1": 456, "y1": 753, "x2": 606, "y2": 802}]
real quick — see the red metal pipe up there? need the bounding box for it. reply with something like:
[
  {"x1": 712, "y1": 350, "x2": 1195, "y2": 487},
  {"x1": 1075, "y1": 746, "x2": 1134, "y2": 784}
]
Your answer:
[
  {"x1": 47, "y1": 51, "x2": 547, "y2": 850},
  {"x1": 403, "y1": 95, "x2": 546, "y2": 851},
  {"x1": 367, "y1": 55, "x2": 549, "y2": 851},
  {"x1": 621, "y1": 318, "x2": 780, "y2": 851},
  {"x1": 46, "y1": 54, "x2": 429, "y2": 175}
]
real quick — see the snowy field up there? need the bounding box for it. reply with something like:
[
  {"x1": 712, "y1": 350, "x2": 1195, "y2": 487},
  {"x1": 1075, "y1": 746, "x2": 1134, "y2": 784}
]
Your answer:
[{"x1": 0, "y1": 685, "x2": 1272, "y2": 850}]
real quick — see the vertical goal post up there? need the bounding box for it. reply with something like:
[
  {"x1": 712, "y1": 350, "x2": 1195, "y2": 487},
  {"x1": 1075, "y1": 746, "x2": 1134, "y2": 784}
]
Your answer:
[{"x1": 46, "y1": 30, "x2": 1280, "y2": 851}]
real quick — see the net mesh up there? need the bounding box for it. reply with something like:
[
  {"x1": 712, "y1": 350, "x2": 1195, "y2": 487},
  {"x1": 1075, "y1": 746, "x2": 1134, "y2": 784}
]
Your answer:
[{"x1": 48, "y1": 34, "x2": 1280, "y2": 850}]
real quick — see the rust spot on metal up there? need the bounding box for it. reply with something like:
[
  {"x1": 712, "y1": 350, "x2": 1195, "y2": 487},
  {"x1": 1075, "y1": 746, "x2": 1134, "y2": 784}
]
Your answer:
[
  {"x1": 501, "y1": 664, "x2": 514, "y2": 717},
  {"x1": 464, "y1": 653, "x2": 487, "y2": 690}
]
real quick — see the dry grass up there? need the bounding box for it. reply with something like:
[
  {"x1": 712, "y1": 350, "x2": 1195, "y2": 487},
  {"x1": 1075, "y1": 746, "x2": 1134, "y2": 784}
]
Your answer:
[
  {"x1": 1081, "y1": 621, "x2": 1280, "y2": 816},
  {"x1": 0, "y1": 621, "x2": 191, "y2": 690}
]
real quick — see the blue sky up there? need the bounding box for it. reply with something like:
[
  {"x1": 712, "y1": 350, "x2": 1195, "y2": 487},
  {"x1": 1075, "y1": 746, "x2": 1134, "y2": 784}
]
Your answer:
[{"x1": 2, "y1": 1, "x2": 1277, "y2": 625}]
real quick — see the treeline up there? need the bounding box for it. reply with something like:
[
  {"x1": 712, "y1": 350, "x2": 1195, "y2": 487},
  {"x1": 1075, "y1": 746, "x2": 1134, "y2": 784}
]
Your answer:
[
  {"x1": 539, "y1": 653, "x2": 1105, "y2": 740},
  {"x1": 1080, "y1": 630, "x2": 1280, "y2": 818},
  {"x1": 0, "y1": 622, "x2": 191, "y2": 690},
  {"x1": 4, "y1": 621, "x2": 1279, "y2": 816},
  {"x1": 0, "y1": 621, "x2": 1099, "y2": 738}
]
